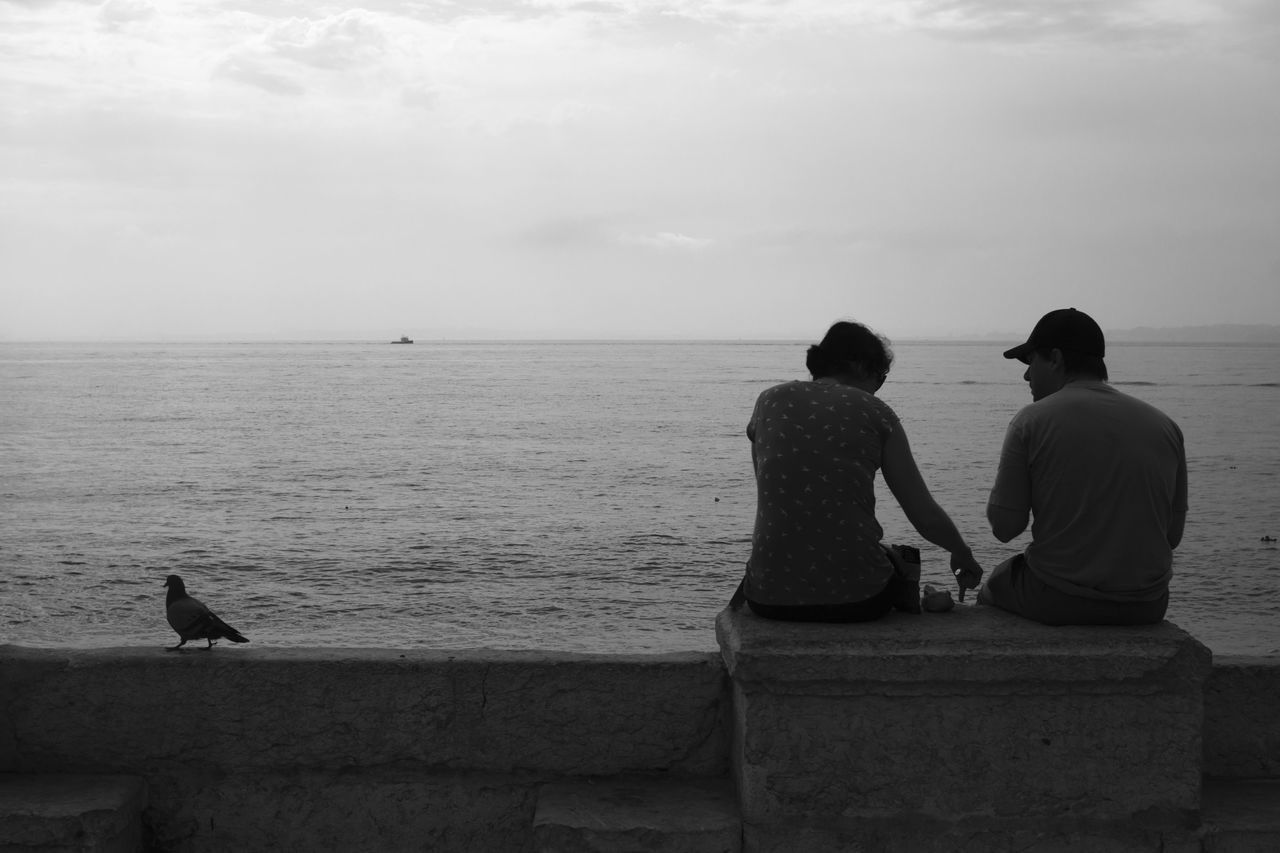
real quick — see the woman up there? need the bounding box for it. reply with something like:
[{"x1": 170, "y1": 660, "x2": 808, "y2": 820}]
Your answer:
[{"x1": 744, "y1": 320, "x2": 983, "y2": 622}]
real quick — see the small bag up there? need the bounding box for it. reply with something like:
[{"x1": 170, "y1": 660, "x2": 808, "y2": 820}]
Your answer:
[
  {"x1": 883, "y1": 544, "x2": 922, "y2": 614},
  {"x1": 729, "y1": 563, "x2": 748, "y2": 610}
]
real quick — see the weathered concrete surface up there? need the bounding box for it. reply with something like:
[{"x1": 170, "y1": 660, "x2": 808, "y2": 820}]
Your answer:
[
  {"x1": 2, "y1": 632, "x2": 1275, "y2": 852},
  {"x1": 534, "y1": 776, "x2": 740, "y2": 852},
  {"x1": 1201, "y1": 779, "x2": 1280, "y2": 853},
  {"x1": 717, "y1": 604, "x2": 1213, "y2": 846},
  {"x1": 145, "y1": 769, "x2": 539, "y2": 853},
  {"x1": 0, "y1": 647, "x2": 727, "y2": 852},
  {"x1": 0, "y1": 773, "x2": 145, "y2": 853},
  {"x1": 1204, "y1": 657, "x2": 1280, "y2": 779},
  {"x1": 742, "y1": 817, "x2": 1203, "y2": 853},
  {"x1": 0, "y1": 647, "x2": 726, "y2": 776}
]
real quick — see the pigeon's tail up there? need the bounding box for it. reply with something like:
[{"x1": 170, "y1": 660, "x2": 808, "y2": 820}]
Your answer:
[{"x1": 210, "y1": 614, "x2": 249, "y2": 644}]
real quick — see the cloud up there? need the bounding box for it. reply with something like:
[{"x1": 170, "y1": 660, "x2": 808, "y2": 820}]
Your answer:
[
  {"x1": 99, "y1": 0, "x2": 154, "y2": 31},
  {"x1": 741, "y1": 226, "x2": 876, "y2": 253},
  {"x1": 211, "y1": 10, "x2": 396, "y2": 97},
  {"x1": 213, "y1": 57, "x2": 305, "y2": 96},
  {"x1": 3, "y1": 0, "x2": 1278, "y2": 340},
  {"x1": 261, "y1": 10, "x2": 389, "y2": 70},
  {"x1": 522, "y1": 216, "x2": 615, "y2": 248},
  {"x1": 903, "y1": 0, "x2": 1230, "y2": 43},
  {"x1": 400, "y1": 82, "x2": 440, "y2": 110},
  {"x1": 621, "y1": 231, "x2": 712, "y2": 250},
  {"x1": 0, "y1": 0, "x2": 95, "y2": 7},
  {"x1": 522, "y1": 218, "x2": 713, "y2": 252}
]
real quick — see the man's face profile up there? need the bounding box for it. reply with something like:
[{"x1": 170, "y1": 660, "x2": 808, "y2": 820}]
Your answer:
[{"x1": 1023, "y1": 350, "x2": 1062, "y2": 402}]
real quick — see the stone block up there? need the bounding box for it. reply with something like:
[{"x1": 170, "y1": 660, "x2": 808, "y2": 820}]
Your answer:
[
  {"x1": 1203, "y1": 657, "x2": 1280, "y2": 779},
  {"x1": 0, "y1": 646, "x2": 730, "y2": 852},
  {"x1": 716, "y1": 604, "x2": 1212, "y2": 845},
  {"x1": 742, "y1": 816, "x2": 1203, "y2": 853},
  {"x1": 0, "y1": 647, "x2": 727, "y2": 779},
  {"x1": 533, "y1": 776, "x2": 740, "y2": 852},
  {"x1": 0, "y1": 773, "x2": 145, "y2": 853},
  {"x1": 135, "y1": 763, "x2": 540, "y2": 850},
  {"x1": 142, "y1": 768, "x2": 536, "y2": 853},
  {"x1": 1201, "y1": 779, "x2": 1280, "y2": 853}
]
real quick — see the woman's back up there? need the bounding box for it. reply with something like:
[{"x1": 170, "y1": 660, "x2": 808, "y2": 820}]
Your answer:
[{"x1": 746, "y1": 379, "x2": 898, "y2": 606}]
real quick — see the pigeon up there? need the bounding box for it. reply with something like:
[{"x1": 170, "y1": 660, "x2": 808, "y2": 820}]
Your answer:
[{"x1": 164, "y1": 574, "x2": 249, "y2": 651}]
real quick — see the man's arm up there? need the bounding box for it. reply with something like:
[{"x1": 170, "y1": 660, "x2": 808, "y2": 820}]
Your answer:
[
  {"x1": 988, "y1": 503, "x2": 1029, "y2": 543},
  {"x1": 1167, "y1": 509, "x2": 1186, "y2": 549},
  {"x1": 1167, "y1": 428, "x2": 1188, "y2": 549},
  {"x1": 988, "y1": 418, "x2": 1031, "y2": 543}
]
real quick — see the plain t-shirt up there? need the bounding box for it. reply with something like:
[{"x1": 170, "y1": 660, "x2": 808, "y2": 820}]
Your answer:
[{"x1": 988, "y1": 380, "x2": 1188, "y2": 602}]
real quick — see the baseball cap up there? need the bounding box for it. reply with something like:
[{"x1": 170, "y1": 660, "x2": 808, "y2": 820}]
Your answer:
[{"x1": 1003, "y1": 308, "x2": 1105, "y2": 363}]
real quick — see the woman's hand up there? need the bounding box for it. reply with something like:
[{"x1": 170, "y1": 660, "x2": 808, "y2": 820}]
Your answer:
[{"x1": 950, "y1": 548, "x2": 984, "y2": 601}]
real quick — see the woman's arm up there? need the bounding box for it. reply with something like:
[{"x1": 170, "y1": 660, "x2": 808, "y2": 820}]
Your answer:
[{"x1": 881, "y1": 425, "x2": 984, "y2": 590}]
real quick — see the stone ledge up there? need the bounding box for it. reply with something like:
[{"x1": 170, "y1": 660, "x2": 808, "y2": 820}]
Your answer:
[
  {"x1": 143, "y1": 768, "x2": 539, "y2": 853},
  {"x1": 716, "y1": 604, "x2": 1213, "y2": 831},
  {"x1": 534, "y1": 776, "x2": 740, "y2": 853},
  {"x1": 1201, "y1": 779, "x2": 1280, "y2": 852},
  {"x1": 0, "y1": 646, "x2": 728, "y2": 778},
  {"x1": 1, "y1": 634, "x2": 1276, "y2": 853},
  {"x1": 0, "y1": 773, "x2": 146, "y2": 852},
  {"x1": 716, "y1": 603, "x2": 1213, "y2": 690},
  {"x1": 741, "y1": 814, "x2": 1204, "y2": 853},
  {"x1": 1204, "y1": 657, "x2": 1280, "y2": 779}
]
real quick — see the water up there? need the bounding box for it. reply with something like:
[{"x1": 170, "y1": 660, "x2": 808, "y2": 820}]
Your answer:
[{"x1": 1, "y1": 340, "x2": 1276, "y2": 655}]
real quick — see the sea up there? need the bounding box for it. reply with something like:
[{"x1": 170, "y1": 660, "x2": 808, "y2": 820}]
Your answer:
[{"x1": 1, "y1": 340, "x2": 1277, "y2": 656}]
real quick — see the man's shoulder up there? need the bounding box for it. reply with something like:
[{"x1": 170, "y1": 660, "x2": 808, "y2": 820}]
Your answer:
[
  {"x1": 1008, "y1": 383, "x2": 1108, "y2": 429},
  {"x1": 1013, "y1": 381, "x2": 1181, "y2": 436},
  {"x1": 1020, "y1": 381, "x2": 1145, "y2": 412},
  {"x1": 1068, "y1": 381, "x2": 1180, "y2": 425}
]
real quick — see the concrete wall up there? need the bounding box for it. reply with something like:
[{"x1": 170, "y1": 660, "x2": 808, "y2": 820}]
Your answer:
[
  {"x1": 1203, "y1": 655, "x2": 1280, "y2": 780},
  {"x1": 0, "y1": 646, "x2": 728, "y2": 852},
  {"x1": 1, "y1": 643, "x2": 1277, "y2": 852},
  {"x1": 718, "y1": 605, "x2": 1217, "y2": 852}
]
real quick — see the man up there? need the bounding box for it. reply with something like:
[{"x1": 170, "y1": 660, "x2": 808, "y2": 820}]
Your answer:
[{"x1": 980, "y1": 308, "x2": 1188, "y2": 625}]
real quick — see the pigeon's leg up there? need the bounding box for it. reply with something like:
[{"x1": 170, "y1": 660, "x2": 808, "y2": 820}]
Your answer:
[
  {"x1": 201, "y1": 638, "x2": 217, "y2": 650},
  {"x1": 166, "y1": 639, "x2": 188, "y2": 652}
]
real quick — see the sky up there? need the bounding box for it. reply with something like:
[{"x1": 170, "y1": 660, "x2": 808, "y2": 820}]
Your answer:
[{"x1": 1, "y1": 0, "x2": 1278, "y2": 341}]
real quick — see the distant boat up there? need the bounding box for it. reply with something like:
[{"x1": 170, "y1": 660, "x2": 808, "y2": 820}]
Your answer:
[{"x1": 391, "y1": 336, "x2": 413, "y2": 344}]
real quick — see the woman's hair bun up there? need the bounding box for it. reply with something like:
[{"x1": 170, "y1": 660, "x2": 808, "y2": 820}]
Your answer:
[{"x1": 806, "y1": 321, "x2": 893, "y2": 379}]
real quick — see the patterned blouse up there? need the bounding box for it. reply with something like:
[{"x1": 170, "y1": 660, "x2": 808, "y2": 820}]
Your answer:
[{"x1": 745, "y1": 379, "x2": 899, "y2": 606}]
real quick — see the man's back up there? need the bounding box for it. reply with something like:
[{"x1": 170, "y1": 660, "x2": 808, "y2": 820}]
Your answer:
[{"x1": 989, "y1": 380, "x2": 1187, "y2": 602}]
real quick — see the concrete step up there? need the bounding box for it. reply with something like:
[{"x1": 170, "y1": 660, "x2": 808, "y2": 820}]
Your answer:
[
  {"x1": 533, "y1": 776, "x2": 740, "y2": 853},
  {"x1": 1201, "y1": 779, "x2": 1280, "y2": 852},
  {"x1": 0, "y1": 774, "x2": 146, "y2": 853},
  {"x1": 716, "y1": 604, "x2": 1212, "y2": 849}
]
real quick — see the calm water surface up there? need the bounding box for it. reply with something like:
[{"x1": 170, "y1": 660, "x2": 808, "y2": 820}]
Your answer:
[{"x1": 1, "y1": 341, "x2": 1276, "y2": 655}]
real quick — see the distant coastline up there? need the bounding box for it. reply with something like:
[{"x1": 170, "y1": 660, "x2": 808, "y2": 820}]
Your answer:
[
  {"x1": 1108, "y1": 324, "x2": 1280, "y2": 344},
  {"x1": 2, "y1": 324, "x2": 1279, "y2": 345},
  {"x1": 915, "y1": 324, "x2": 1280, "y2": 346}
]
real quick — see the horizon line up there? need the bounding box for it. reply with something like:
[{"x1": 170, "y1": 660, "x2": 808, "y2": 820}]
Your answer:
[{"x1": 4, "y1": 334, "x2": 1279, "y2": 346}]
